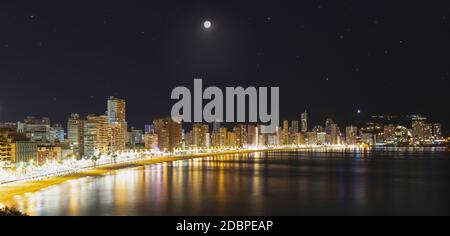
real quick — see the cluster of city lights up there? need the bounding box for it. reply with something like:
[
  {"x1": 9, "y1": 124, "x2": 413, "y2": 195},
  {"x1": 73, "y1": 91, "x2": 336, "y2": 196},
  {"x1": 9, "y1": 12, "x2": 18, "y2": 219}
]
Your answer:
[{"x1": 0, "y1": 144, "x2": 349, "y2": 185}]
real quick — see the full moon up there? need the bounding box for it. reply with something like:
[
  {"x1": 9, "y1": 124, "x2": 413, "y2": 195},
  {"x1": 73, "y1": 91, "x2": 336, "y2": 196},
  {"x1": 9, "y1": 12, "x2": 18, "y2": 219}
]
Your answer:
[{"x1": 203, "y1": 20, "x2": 212, "y2": 29}]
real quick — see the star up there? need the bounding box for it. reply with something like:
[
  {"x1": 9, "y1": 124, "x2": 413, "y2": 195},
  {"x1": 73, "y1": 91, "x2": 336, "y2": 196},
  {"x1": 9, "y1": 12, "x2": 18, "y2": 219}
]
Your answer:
[{"x1": 27, "y1": 14, "x2": 38, "y2": 23}]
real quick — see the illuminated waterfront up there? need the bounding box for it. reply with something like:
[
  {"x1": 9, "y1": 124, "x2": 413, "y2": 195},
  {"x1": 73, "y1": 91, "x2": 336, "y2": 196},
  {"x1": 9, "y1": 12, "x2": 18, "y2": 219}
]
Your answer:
[{"x1": 4, "y1": 148, "x2": 449, "y2": 216}]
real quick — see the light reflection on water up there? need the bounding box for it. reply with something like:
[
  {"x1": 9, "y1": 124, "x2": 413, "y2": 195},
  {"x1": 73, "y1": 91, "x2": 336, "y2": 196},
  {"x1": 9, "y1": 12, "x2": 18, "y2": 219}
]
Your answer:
[{"x1": 6, "y1": 149, "x2": 450, "y2": 216}]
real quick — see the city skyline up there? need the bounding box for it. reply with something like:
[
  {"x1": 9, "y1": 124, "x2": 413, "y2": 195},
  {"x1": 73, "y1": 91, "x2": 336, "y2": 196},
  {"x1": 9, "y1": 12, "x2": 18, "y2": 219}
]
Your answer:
[
  {"x1": 1, "y1": 1, "x2": 449, "y2": 218},
  {"x1": 0, "y1": 1, "x2": 448, "y2": 133},
  {"x1": 1, "y1": 96, "x2": 447, "y2": 137},
  {"x1": 1, "y1": 94, "x2": 446, "y2": 174}
]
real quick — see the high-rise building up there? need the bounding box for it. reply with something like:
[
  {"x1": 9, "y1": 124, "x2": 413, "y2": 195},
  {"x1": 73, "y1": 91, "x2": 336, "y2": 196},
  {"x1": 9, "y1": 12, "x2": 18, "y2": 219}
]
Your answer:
[
  {"x1": 383, "y1": 124, "x2": 395, "y2": 142},
  {"x1": 289, "y1": 120, "x2": 299, "y2": 144},
  {"x1": 220, "y1": 127, "x2": 228, "y2": 147},
  {"x1": 324, "y1": 118, "x2": 339, "y2": 145},
  {"x1": 51, "y1": 124, "x2": 65, "y2": 143},
  {"x1": 0, "y1": 130, "x2": 37, "y2": 165},
  {"x1": 144, "y1": 124, "x2": 154, "y2": 134},
  {"x1": 307, "y1": 132, "x2": 317, "y2": 145},
  {"x1": 17, "y1": 116, "x2": 52, "y2": 143},
  {"x1": 346, "y1": 125, "x2": 358, "y2": 145},
  {"x1": 275, "y1": 126, "x2": 283, "y2": 145},
  {"x1": 290, "y1": 120, "x2": 299, "y2": 134},
  {"x1": 267, "y1": 134, "x2": 277, "y2": 145},
  {"x1": 192, "y1": 123, "x2": 208, "y2": 148},
  {"x1": 293, "y1": 132, "x2": 305, "y2": 145},
  {"x1": 330, "y1": 124, "x2": 339, "y2": 145},
  {"x1": 130, "y1": 127, "x2": 144, "y2": 146},
  {"x1": 317, "y1": 132, "x2": 326, "y2": 145},
  {"x1": 301, "y1": 111, "x2": 308, "y2": 133},
  {"x1": 423, "y1": 123, "x2": 433, "y2": 140},
  {"x1": 84, "y1": 114, "x2": 109, "y2": 156},
  {"x1": 107, "y1": 96, "x2": 127, "y2": 151},
  {"x1": 227, "y1": 131, "x2": 237, "y2": 147},
  {"x1": 67, "y1": 113, "x2": 84, "y2": 159},
  {"x1": 184, "y1": 130, "x2": 193, "y2": 147},
  {"x1": 258, "y1": 125, "x2": 269, "y2": 146},
  {"x1": 247, "y1": 124, "x2": 259, "y2": 147},
  {"x1": 153, "y1": 117, "x2": 182, "y2": 151},
  {"x1": 210, "y1": 121, "x2": 222, "y2": 148},
  {"x1": 282, "y1": 120, "x2": 289, "y2": 145},
  {"x1": 212, "y1": 121, "x2": 221, "y2": 134},
  {"x1": 210, "y1": 133, "x2": 220, "y2": 147},
  {"x1": 234, "y1": 124, "x2": 248, "y2": 147},
  {"x1": 412, "y1": 120, "x2": 425, "y2": 140},
  {"x1": 361, "y1": 133, "x2": 374, "y2": 145},
  {"x1": 144, "y1": 133, "x2": 159, "y2": 150},
  {"x1": 433, "y1": 123, "x2": 442, "y2": 138}
]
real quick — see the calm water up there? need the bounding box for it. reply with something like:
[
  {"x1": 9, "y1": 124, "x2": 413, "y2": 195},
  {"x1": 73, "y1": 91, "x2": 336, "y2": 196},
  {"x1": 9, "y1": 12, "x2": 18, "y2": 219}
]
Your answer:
[{"x1": 7, "y1": 148, "x2": 450, "y2": 216}]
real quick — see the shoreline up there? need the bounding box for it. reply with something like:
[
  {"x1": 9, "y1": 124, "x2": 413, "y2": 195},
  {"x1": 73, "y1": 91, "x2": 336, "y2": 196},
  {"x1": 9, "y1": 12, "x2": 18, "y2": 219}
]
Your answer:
[
  {"x1": 0, "y1": 145, "x2": 447, "y2": 207},
  {"x1": 0, "y1": 147, "x2": 301, "y2": 206}
]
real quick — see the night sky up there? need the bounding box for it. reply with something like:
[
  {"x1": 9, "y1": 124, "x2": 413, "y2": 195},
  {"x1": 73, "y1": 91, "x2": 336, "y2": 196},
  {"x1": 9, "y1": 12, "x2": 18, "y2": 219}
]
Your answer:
[{"x1": 0, "y1": 1, "x2": 449, "y2": 133}]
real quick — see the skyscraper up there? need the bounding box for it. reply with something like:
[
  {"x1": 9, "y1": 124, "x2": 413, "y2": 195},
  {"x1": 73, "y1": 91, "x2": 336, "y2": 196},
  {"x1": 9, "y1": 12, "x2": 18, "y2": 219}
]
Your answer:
[
  {"x1": 247, "y1": 124, "x2": 259, "y2": 147},
  {"x1": 192, "y1": 123, "x2": 208, "y2": 148},
  {"x1": 144, "y1": 133, "x2": 158, "y2": 150},
  {"x1": 227, "y1": 131, "x2": 237, "y2": 147},
  {"x1": 324, "y1": 118, "x2": 338, "y2": 145},
  {"x1": 220, "y1": 127, "x2": 228, "y2": 147},
  {"x1": 282, "y1": 120, "x2": 289, "y2": 145},
  {"x1": 290, "y1": 120, "x2": 299, "y2": 134},
  {"x1": 212, "y1": 121, "x2": 221, "y2": 134},
  {"x1": 51, "y1": 124, "x2": 65, "y2": 143},
  {"x1": 433, "y1": 123, "x2": 442, "y2": 138},
  {"x1": 346, "y1": 125, "x2": 358, "y2": 145},
  {"x1": 301, "y1": 111, "x2": 308, "y2": 133},
  {"x1": 289, "y1": 120, "x2": 299, "y2": 144},
  {"x1": 153, "y1": 117, "x2": 182, "y2": 151},
  {"x1": 0, "y1": 129, "x2": 37, "y2": 164},
  {"x1": 18, "y1": 116, "x2": 52, "y2": 143},
  {"x1": 234, "y1": 124, "x2": 248, "y2": 147},
  {"x1": 67, "y1": 113, "x2": 84, "y2": 159},
  {"x1": 307, "y1": 131, "x2": 317, "y2": 145},
  {"x1": 107, "y1": 96, "x2": 127, "y2": 151},
  {"x1": 412, "y1": 120, "x2": 425, "y2": 140},
  {"x1": 86, "y1": 114, "x2": 110, "y2": 155},
  {"x1": 130, "y1": 127, "x2": 144, "y2": 146}
]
